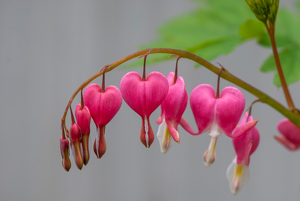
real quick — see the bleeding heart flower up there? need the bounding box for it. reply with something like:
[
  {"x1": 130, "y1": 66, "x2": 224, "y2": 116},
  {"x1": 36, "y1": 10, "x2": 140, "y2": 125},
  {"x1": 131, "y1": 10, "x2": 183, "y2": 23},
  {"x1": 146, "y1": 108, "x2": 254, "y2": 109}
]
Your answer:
[
  {"x1": 60, "y1": 137, "x2": 71, "y2": 171},
  {"x1": 189, "y1": 84, "x2": 257, "y2": 166},
  {"x1": 156, "y1": 72, "x2": 188, "y2": 153},
  {"x1": 275, "y1": 118, "x2": 300, "y2": 151},
  {"x1": 75, "y1": 102, "x2": 91, "y2": 165},
  {"x1": 83, "y1": 83, "x2": 122, "y2": 158},
  {"x1": 69, "y1": 121, "x2": 83, "y2": 170},
  {"x1": 120, "y1": 71, "x2": 169, "y2": 148},
  {"x1": 226, "y1": 111, "x2": 260, "y2": 195}
]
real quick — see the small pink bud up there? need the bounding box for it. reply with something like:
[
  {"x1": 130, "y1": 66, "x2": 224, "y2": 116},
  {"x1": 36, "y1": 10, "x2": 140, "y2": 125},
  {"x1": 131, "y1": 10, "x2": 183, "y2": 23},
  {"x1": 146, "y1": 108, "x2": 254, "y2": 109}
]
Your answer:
[
  {"x1": 60, "y1": 138, "x2": 71, "y2": 171},
  {"x1": 84, "y1": 83, "x2": 122, "y2": 158},
  {"x1": 75, "y1": 104, "x2": 91, "y2": 165},
  {"x1": 275, "y1": 118, "x2": 300, "y2": 151},
  {"x1": 120, "y1": 71, "x2": 169, "y2": 148},
  {"x1": 69, "y1": 123, "x2": 83, "y2": 170}
]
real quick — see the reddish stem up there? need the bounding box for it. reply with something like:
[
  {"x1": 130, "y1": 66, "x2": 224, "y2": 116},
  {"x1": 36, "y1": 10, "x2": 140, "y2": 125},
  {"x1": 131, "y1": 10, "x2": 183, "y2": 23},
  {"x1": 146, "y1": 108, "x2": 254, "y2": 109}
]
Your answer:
[
  {"x1": 266, "y1": 23, "x2": 295, "y2": 111},
  {"x1": 101, "y1": 65, "x2": 109, "y2": 92},
  {"x1": 172, "y1": 55, "x2": 182, "y2": 84},
  {"x1": 70, "y1": 106, "x2": 75, "y2": 124},
  {"x1": 246, "y1": 99, "x2": 262, "y2": 122},
  {"x1": 216, "y1": 64, "x2": 226, "y2": 98},
  {"x1": 80, "y1": 90, "x2": 84, "y2": 110}
]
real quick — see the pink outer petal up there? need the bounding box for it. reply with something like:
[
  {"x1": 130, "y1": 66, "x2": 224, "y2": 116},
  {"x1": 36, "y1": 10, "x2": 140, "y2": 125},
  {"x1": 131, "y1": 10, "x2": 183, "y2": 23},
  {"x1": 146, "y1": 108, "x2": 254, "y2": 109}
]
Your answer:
[
  {"x1": 83, "y1": 84, "x2": 122, "y2": 127},
  {"x1": 232, "y1": 112, "x2": 260, "y2": 165},
  {"x1": 120, "y1": 71, "x2": 169, "y2": 118},
  {"x1": 274, "y1": 135, "x2": 300, "y2": 151},
  {"x1": 231, "y1": 120, "x2": 258, "y2": 138},
  {"x1": 190, "y1": 84, "x2": 216, "y2": 134},
  {"x1": 156, "y1": 116, "x2": 163, "y2": 124},
  {"x1": 75, "y1": 104, "x2": 91, "y2": 135},
  {"x1": 277, "y1": 118, "x2": 300, "y2": 146},
  {"x1": 180, "y1": 118, "x2": 198, "y2": 135},
  {"x1": 216, "y1": 87, "x2": 245, "y2": 137},
  {"x1": 163, "y1": 76, "x2": 187, "y2": 124},
  {"x1": 162, "y1": 73, "x2": 188, "y2": 142},
  {"x1": 69, "y1": 123, "x2": 81, "y2": 143}
]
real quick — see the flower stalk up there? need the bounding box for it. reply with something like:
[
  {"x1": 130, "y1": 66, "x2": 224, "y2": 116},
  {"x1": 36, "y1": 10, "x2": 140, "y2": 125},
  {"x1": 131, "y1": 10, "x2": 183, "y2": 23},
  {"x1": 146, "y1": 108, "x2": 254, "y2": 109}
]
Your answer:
[{"x1": 266, "y1": 24, "x2": 296, "y2": 111}]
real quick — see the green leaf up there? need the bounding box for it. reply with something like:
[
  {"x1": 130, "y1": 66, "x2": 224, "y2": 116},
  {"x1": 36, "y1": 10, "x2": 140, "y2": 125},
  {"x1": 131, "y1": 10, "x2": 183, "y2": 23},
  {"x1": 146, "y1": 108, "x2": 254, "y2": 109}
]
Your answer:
[
  {"x1": 124, "y1": 0, "x2": 254, "y2": 69},
  {"x1": 126, "y1": 0, "x2": 300, "y2": 88},
  {"x1": 193, "y1": 37, "x2": 242, "y2": 67},
  {"x1": 239, "y1": 19, "x2": 265, "y2": 40},
  {"x1": 260, "y1": 48, "x2": 300, "y2": 87},
  {"x1": 258, "y1": 3, "x2": 300, "y2": 87}
]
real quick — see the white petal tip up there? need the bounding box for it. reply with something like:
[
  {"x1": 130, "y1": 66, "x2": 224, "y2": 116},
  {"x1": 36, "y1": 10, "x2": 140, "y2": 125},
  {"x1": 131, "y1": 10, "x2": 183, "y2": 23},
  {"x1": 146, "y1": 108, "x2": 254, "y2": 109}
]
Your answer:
[
  {"x1": 226, "y1": 158, "x2": 250, "y2": 195},
  {"x1": 157, "y1": 119, "x2": 174, "y2": 154}
]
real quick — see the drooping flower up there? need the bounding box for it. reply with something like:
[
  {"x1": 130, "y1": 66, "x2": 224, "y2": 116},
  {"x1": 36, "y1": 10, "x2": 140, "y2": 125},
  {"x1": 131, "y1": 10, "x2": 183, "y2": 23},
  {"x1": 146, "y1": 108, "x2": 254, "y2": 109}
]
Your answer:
[
  {"x1": 156, "y1": 72, "x2": 187, "y2": 153},
  {"x1": 83, "y1": 83, "x2": 122, "y2": 158},
  {"x1": 60, "y1": 137, "x2": 71, "y2": 171},
  {"x1": 69, "y1": 118, "x2": 83, "y2": 170},
  {"x1": 189, "y1": 84, "x2": 258, "y2": 166},
  {"x1": 226, "y1": 111, "x2": 260, "y2": 195},
  {"x1": 120, "y1": 71, "x2": 169, "y2": 148},
  {"x1": 75, "y1": 98, "x2": 91, "y2": 165},
  {"x1": 275, "y1": 118, "x2": 300, "y2": 151}
]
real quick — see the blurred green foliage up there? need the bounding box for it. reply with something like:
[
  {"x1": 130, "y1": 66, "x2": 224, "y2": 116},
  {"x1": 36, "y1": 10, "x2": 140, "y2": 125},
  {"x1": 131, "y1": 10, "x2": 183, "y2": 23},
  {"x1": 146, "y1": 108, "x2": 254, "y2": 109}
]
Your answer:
[{"x1": 127, "y1": 0, "x2": 300, "y2": 87}]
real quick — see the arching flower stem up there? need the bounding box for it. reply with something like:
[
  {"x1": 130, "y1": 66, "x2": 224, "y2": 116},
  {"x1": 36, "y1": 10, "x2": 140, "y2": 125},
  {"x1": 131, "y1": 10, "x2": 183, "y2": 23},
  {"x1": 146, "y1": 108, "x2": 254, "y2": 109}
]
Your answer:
[{"x1": 61, "y1": 48, "x2": 300, "y2": 136}]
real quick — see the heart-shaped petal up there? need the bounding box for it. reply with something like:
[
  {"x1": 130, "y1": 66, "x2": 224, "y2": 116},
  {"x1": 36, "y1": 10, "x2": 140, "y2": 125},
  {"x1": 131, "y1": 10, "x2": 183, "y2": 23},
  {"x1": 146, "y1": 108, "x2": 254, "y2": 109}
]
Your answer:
[
  {"x1": 120, "y1": 71, "x2": 169, "y2": 147},
  {"x1": 83, "y1": 83, "x2": 122, "y2": 127},
  {"x1": 120, "y1": 71, "x2": 169, "y2": 117},
  {"x1": 216, "y1": 86, "x2": 245, "y2": 137},
  {"x1": 190, "y1": 84, "x2": 216, "y2": 134}
]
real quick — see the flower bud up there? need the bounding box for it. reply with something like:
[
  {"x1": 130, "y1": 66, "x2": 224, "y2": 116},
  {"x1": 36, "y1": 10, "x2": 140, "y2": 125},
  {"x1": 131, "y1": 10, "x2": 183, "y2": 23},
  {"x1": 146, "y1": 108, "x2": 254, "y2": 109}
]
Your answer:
[
  {"x1": 275, "y1": 118, "x2": 300, "y2": 151},
  {"x1": 75, "y1": 104, "x2": 91, "y2": 165},
  {"x1": 60, "y1": 138, "x2": 71, "y2": 171},
  {"x1": 69, "y1": 123, "x2": 83, "y2": 170},
  {"x1": 245, "y1": 0, "x2": 279, "y2": 24}
]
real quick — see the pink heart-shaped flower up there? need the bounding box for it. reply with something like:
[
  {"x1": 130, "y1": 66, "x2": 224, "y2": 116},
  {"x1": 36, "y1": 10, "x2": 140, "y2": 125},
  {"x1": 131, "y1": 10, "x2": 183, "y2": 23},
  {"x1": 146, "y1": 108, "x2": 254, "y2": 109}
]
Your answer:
[
  {"x1": 156, "y1": 72, "x2": 188, "y2": 153},
  {"x1": 120, "y1": 71, "x2": 169, "y2": 148},
  {"x1": 84, "y1": 84, "x2": 122, "y2": 127},
  {"x1": 190, "y1": 84, "x2": 245, "y2": 137},
  {"x1": 83, "y1": 83, "x2": 122, "y2": 158},
  {"x1": 275, "y1": 118, "x2": 300, "y2": 151}
]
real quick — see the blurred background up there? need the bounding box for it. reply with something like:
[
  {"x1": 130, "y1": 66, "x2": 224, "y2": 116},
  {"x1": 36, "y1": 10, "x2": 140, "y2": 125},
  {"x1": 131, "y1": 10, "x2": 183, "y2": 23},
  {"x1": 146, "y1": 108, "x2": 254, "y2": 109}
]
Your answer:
[{"x1": 0, "y1": 0, "x2": 299, "y2": 200}]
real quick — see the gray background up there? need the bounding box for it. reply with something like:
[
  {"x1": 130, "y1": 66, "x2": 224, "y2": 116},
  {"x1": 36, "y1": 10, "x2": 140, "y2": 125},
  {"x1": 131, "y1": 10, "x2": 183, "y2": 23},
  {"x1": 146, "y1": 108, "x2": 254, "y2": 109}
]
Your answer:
[{"x1": 0, "y1": 0, "x2": 299, "y2": 201}]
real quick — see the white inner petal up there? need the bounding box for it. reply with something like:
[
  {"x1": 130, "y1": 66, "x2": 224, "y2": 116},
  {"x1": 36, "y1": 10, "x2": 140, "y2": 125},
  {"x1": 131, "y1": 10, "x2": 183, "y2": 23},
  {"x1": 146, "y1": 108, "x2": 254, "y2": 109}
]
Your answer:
[
  {"x1": 144, "y1": 118, "x2": 149, "y2": 148},
  {"x1": 95, "y1": 127, "x2": 100, "y2": 157},
  {"x1": 226, "y1": 157, "x2": 250, "y2": 195},
  {"x1": 157, "y1": 118, "x2": 174, "y2": 154},
  {"x1": 208, "y1": 121, "x2": 222, "y2": 137}
]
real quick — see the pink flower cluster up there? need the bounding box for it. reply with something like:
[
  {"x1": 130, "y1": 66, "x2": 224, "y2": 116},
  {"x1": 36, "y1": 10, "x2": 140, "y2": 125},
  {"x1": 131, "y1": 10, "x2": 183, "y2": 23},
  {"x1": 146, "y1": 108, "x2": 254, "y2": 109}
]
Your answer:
[{"x1": 60, "y1": 67, "x2": 265, "y2": 194}]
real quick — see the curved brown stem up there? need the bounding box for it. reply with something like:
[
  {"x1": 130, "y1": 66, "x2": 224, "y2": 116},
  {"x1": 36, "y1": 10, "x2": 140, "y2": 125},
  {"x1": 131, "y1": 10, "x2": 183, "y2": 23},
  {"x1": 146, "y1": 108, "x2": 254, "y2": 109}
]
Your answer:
[
  {"x1": 246, "y1": 99, "x2": 262, "y2": 121},
  {"x1": 171, "y1": 55, "x2": 182, "y2": 84}
]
